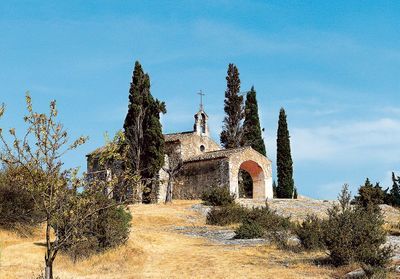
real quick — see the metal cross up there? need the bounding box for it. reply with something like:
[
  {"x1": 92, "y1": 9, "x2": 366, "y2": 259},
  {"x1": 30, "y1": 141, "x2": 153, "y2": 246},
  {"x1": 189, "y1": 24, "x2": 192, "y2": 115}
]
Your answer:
[{"x1": 197, "y1": 90, "x2": 205, "y2": 110}]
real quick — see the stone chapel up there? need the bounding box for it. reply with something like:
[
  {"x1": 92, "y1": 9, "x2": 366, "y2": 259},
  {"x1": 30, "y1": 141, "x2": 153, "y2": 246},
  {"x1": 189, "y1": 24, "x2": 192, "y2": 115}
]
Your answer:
[
  {"x1": 87, "y1": 107, "x2": 273, "y2": 202},
  {"x1": 157, "y1": 107, "x2": 273, "y2": 202}
]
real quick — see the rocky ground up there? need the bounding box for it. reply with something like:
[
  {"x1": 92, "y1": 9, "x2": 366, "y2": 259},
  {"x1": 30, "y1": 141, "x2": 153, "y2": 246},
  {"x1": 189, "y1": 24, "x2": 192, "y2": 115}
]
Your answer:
[
  {"x1": 239, "y1": 198, "x2": 400, "y2": 224},
  {"x1": 174, "y1": 225, "x2": 268, "y2": 246},
  {"x1": 188, "y1": 199, "x2": 400, "y2": 278},
  {"x1": 190, "y1": 199, "x2": 400, "y2": 260}
]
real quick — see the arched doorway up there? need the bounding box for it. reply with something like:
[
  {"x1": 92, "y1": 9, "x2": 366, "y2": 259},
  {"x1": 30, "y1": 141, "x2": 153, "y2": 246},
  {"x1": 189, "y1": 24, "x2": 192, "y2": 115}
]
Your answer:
[{"x1": 238, "y1": 160, "x2": 266, "y2": 199}]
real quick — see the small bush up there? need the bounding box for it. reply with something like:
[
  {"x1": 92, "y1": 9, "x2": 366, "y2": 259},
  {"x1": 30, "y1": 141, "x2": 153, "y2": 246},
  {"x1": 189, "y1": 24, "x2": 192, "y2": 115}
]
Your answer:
[
  {"x1": 362, "y1": 264, "x2": 388, "y2": 279},
  {"x1": 201, "y1": 187, "x2": 235, "y2": 206},
  {"x1": 295, "y1": 214, "x2": 325, "y2": 251},
  {"x1": 0, "y1": 167, "x2": 43, "y2": 232},
  {"x1": 353, "y1": 178, "x2": 387, "y2": 207},
  {"x1": 97, "y1": 206, "x2": 132, "y2": 249},
  {"x1": 242, "y1": 205, "x2": 291, "y2": 230},
  {"x1": 234, "y1": 204, "x2": 292, "y2": 247},
  {"x1": 59, "y1": 197, "x2": 132, "y2": 261},
  {"x1": 323, "y1": 185, "x2": 393, "y2": 267},
  {"x1": 207, "y1": 202, "x2": 293, "y2": 246},
  {"x1": 206, "y1": 204, "x2": 248, "y2": 226},
  {"x1": 234, "y1": 221, "x2": 264, "y2": 239}
]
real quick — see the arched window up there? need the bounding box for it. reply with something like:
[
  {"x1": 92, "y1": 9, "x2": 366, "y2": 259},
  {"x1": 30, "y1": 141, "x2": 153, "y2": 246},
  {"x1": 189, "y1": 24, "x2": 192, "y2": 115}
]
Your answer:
[
  {"x1": 200, "y1": 145, "x2": 205, "y2": 152},
  {"x1": 201, "y1": 113, "x2": 206, "y2": 133}
]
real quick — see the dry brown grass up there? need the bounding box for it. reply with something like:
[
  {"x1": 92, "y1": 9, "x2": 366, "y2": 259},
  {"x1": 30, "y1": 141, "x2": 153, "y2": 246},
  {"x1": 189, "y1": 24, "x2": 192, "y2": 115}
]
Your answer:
[{"x1": 2, "y1": 200, "x2": 335, "y2": 278}]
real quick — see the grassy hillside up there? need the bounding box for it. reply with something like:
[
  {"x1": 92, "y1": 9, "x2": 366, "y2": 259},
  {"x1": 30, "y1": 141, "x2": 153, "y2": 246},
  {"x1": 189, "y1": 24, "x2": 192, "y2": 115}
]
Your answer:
[{"x1": 0, "y1": 200, "x2": 341, "y2": 279}]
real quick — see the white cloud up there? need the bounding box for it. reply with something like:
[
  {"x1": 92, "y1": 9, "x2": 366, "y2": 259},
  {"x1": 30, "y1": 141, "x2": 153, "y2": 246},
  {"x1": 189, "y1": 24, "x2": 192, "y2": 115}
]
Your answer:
[{"x1": 290, "y1": 118, "x2": 400, "y2": 164}]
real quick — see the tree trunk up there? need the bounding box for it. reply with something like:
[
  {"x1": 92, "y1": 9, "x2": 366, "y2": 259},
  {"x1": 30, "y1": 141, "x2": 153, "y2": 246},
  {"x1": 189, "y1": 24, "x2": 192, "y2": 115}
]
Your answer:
[
  {"x1": 45, "y1": 262, "x2": 53, "y2": 279},
  {"x1": 45, "y1": 218, "x2": 54, "y2": 279},
  {"x1": 165, "y1": 177, "x2": 172, "y2": 204}
]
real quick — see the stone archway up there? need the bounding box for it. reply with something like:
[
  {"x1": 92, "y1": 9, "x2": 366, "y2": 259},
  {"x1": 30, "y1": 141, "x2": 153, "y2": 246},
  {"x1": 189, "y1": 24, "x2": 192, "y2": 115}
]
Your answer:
[
  {"x1": 238, "y1": 160, "x2": 265, "y2": 199},
  {"x1": 228, "y1": 147, "x2": 273, "y2": 200}
]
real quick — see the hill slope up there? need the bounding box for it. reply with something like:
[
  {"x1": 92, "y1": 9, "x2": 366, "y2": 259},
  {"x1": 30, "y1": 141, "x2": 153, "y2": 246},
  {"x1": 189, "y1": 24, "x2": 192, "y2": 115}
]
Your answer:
[{"x1": 0, "y1": 200, "x2": 334, "y2": 279}]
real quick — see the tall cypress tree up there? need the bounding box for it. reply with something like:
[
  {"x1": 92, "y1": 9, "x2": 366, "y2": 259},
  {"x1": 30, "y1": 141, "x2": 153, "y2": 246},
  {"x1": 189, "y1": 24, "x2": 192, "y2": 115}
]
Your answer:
[
  {"x1": 123, "y1": 61, "x2": 166, "y2": 203},
  {"x1": 276, "y1": 108, "x2": 295, "y2": 198},
  {"x1": 390, "y1": 172, "x2": 400, "y2": 206},
  {"x1": 141, "y1": 86, "x2": 166, "y2": 203},
  {"x1": 141, "y1": 93, "x2": 166, "y2": 179},
  {"x1": 124, "y1": 61, "x2": 148, "y2": 174},
  {"x1": 243, "y1": 86, "x2": 266, "y2": 156},
  {"x1": 239, "y1": 86, "x2": 266, "y2": 198},
  {"x1": 220, "y1": 63, "x2": 244, "y2": 149}
]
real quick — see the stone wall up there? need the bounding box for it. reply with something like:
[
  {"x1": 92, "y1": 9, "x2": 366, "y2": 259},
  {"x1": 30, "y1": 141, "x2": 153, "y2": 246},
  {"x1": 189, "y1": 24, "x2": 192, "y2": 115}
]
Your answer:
[
  {"x1": 173, "y1": 158, "x2": 230, "y2": 199},
  {"x1": 179, "y1": 134, "x2": 220, "y2": 161}
]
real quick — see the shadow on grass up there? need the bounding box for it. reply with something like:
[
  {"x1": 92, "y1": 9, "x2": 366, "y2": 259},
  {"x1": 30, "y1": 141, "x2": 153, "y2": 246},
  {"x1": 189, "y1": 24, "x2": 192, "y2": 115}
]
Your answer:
[{"x1": 33, "y1": 241, "x2": 52, "y2": 247}]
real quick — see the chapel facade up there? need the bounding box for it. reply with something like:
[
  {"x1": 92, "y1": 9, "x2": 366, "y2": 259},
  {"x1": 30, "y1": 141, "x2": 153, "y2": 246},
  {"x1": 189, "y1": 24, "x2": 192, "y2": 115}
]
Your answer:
[
  {"x1": 87, "y1": 107, "x2": 273, "y2": 202},
  {"x1": 158, "y1": 108, "x2": 273, "y2": 202}
]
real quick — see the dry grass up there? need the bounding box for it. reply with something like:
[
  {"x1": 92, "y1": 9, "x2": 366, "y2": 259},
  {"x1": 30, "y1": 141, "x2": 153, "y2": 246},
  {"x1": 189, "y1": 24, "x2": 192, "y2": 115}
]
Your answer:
[{"x1": 1, "y1": 200, "x2": 338, "y2": 278}]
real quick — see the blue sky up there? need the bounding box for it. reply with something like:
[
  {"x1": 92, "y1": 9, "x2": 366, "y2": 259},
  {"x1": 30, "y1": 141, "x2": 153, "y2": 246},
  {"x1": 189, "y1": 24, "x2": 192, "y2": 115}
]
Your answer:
[{"x1": 0, "y1": 1, "x2": 399, "y2": 199}]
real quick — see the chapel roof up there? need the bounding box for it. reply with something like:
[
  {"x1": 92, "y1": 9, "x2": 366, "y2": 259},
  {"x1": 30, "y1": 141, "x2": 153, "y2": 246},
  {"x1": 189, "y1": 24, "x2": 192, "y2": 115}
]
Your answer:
[
  {"x1": 87, "y1": 131, "x2": 196, "y2": 156},
  {"x1": 164, "y1": 131, "x2": 195, "y2": 142},
  {"x1": 184, "y1": 146, "x2": 252, "y2": 162},
  {"x1": 86, "y1": 145, "x2": 109, "y2": 157}
]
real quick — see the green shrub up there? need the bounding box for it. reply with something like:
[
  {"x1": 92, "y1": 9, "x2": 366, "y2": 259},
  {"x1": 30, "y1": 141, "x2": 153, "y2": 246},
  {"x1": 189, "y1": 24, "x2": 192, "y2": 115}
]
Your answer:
[
  {"x1": 234, "y1": 204, "x2": 292, "y2": 247},
  {"x1": 295, "y1": 214, "x2": 325, "y2": 251},
  {"x1": 353, "y1": 178, "x2": 387, "y2": 208},
  {"x1": 362, "y1": 264, "x2": 388, "y2": 279},
  {"x1": 323, "y1": 185, "x2": 393, "y2": 267},
  {"x1": 58, "y1": 196, "x2": 132, "y2": 261},
  {"x1": 207, "y1": 202, "x2": 293, "y2": 246},
  {"x1": 97, "y1": 206, "x2": 132, "y2": 249},
  {"x1": 234, "y1": 221, "x2": 264, "y2": 239},
  {"x1": 243, "y1": 205, "x2": 291, "y2": 229},
  {"x1": 206, "y1": 204, "x2": 248, "y2": 226},
  {"x1": 201, "y1": 187, "x2": 235, "y2": 206},
  {"x1": 0, "y1": 167, "x2": 43, "y2": 232}
]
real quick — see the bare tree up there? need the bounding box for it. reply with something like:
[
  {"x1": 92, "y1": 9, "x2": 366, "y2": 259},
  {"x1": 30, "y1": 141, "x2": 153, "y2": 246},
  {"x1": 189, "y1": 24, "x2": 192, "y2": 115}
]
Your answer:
[{"x1": 0, "y1": 94, "x2": 129, "y2": 279}]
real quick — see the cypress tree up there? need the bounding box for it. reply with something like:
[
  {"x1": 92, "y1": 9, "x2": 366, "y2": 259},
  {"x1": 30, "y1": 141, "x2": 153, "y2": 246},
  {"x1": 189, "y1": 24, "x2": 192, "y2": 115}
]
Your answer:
[
  {"x1": 220, "y1": 63, "x2": 244, "y2": 149},
  {"x1": 243, "y1": 86, "x2": 266, "y2": 156},
  {"x1": 123, "y1": 61, "x2": 166, "y2": 203},
  {"x1": 276, "y1": 108, "x2": 295, "y2": 198},
  {"x1": 238, "y1": 87, "x2": 266, "y2": 198},
  {"x1": 123, "y1": 61, "x2": 148, "y2": 174},
  {"x1": 141, "y1": 89, "x2": 166, "y2": 203},
  {"x1": 141, "y1": 93, "x2": 166, "y2": 179},
  {"x1": 272, "y1": 180, "x2": 277, "y2": 198},
  {"x1": 390, "y1": 172, "x2": 400, "y2": 206}
]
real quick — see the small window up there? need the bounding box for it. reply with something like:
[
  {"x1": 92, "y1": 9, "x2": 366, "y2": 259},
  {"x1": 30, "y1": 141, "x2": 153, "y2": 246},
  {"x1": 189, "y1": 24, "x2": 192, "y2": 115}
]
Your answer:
[
  {"x1": 201, "y1": 113, "x2": 206, "y2": 133},
  {"x1": 200, "y1": 145, "x2": 205, "y2": 152}
]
